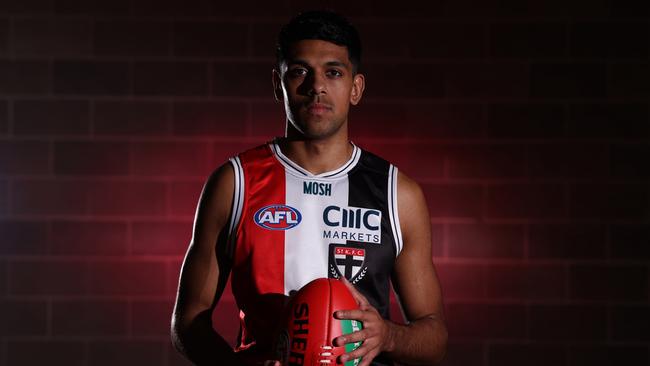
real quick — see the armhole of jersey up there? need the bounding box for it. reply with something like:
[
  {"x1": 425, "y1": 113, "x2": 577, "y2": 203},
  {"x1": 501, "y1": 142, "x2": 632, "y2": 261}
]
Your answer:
[
  {"x1": 227, "y1": 156, "x2": 245, "y2": 259},
  {"x1": 388, "y1": 165, "x2": 404, "y2": 257}
]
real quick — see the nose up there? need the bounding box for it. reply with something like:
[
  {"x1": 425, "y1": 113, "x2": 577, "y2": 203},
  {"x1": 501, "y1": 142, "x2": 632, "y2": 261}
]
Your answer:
[{"x1": 307, "y1": 72, "x2": 326, "y2": 96}]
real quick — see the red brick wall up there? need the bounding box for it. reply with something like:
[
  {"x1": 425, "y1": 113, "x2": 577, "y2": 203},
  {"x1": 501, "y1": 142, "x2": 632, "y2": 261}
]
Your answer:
[{"x1": 1, "y1": 1, "x2": 648, "y2": 365}]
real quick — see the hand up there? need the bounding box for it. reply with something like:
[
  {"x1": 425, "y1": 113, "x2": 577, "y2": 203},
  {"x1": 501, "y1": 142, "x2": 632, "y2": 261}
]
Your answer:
[{"x1": 333, "y1": 278, "x2": 393, "y2": 366}]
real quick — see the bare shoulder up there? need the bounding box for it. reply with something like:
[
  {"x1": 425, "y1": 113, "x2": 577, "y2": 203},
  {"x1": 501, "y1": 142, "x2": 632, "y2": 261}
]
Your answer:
[
  {"x1": 395, "y1": 169, "x2": 429, "y2": 244},
  {"x1": 194, "y1": 162, "x2": 235, "y2": 237}
]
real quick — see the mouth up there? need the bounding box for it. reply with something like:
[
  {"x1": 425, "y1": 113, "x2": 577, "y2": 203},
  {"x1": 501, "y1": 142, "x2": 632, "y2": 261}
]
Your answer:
[{"x1": 305, "y1": 102, "x2": 332, "y2": 114}]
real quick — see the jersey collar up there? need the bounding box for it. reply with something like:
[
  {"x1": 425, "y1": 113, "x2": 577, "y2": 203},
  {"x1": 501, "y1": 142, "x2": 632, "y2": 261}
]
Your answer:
[{"x1": 269, "y1": 140, "x2": 361, "y2": 179}]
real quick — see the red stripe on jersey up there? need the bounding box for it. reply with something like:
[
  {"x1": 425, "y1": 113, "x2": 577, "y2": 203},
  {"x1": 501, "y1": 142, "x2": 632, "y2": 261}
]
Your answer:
[{"x1": 232, "y1": 144, "x2": 286, "y2": 352}]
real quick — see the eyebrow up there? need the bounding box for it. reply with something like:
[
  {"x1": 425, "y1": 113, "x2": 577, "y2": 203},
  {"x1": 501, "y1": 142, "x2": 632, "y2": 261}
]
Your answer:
[{"x1": 288, "y1": 59, "x2": 349, "y2": 69}]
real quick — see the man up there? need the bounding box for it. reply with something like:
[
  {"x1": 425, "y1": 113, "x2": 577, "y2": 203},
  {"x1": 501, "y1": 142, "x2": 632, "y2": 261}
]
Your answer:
[{"x1": 171, "y1": 10, "x2": 448, "y2": 366}]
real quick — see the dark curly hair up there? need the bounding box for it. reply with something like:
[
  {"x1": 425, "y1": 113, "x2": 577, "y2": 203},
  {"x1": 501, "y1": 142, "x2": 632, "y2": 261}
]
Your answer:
[{"x1": 276, "y1": 10, "x2": 362, "y2": 74}]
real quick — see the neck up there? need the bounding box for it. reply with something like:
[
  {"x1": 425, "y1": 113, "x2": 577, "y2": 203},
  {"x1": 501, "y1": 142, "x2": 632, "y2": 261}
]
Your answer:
[{"x1": 279, "y1": 124, "x2": 352, "y2": 175}]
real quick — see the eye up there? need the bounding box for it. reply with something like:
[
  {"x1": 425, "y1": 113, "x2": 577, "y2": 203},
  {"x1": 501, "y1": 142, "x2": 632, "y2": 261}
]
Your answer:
[
  {"x1": 288, "y1": 68, "x2": 307, "y2": 77},
  {"x1": 327, "y1": 69, "x2": 343, "y2": 77}
]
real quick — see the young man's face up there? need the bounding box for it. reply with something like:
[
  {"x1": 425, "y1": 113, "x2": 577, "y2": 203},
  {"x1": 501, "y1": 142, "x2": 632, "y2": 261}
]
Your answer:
[{"x1": 273, "y1": 39, "x2": 365, "y2": 140}]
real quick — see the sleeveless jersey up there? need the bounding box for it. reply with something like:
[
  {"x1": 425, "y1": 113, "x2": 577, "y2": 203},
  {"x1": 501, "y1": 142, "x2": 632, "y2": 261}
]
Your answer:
[{"x1": 226, "y1": 140, "x2": 403, "y2": 365}]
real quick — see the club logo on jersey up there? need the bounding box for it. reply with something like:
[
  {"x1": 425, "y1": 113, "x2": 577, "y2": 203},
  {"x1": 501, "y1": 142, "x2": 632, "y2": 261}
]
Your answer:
[
  {"x1": 328, "y1": 244, "x2": 368, "y2": 284},
  {"x1": 254, "y1": 204, "x2": 302, "y2": 230},
  {"x1": 322, "y1": 205, "x2": 381, "y2": 244}
]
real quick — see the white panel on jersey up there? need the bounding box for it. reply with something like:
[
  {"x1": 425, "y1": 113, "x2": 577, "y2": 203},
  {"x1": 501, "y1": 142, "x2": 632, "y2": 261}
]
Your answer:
[{"x1": 283, "y1": 174, "x2": 348, "y2": 295}]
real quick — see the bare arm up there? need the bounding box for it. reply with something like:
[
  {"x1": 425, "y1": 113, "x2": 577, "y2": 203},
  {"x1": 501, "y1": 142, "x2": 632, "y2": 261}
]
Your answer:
[
  {"x1": 384, "y1": 171, "x2": 448, "y2": 364},
  {"x1": 170, "y1": 163, "x2": 240, "y2": 365},
  {"x1": 334, "y1": 171, "x2": 448, "y2": 366}
]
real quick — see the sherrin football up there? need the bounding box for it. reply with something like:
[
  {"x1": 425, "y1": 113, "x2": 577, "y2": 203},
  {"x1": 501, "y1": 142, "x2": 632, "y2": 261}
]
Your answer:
[{"x1": 277, "y1": 278, "x2": 363, "y2": 366}]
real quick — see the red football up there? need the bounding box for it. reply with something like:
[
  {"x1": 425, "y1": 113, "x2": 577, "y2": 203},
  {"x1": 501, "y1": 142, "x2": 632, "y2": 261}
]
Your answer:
[{"x1": 278, "y1": 278, "x2": 364, "y2": 366}]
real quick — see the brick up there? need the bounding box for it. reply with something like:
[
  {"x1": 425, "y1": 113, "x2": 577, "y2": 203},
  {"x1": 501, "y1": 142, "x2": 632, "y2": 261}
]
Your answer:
[
  {"x1": 250, "y1": 21, "x2": 284, "y2": 58},
  {"x1": 529, "y1": 305, "x2": 606, "y2": 341},
  {"x1": 362, "y1": 63, "x2": 444, "y2": 98},
  {"x1": 371, "y1": 0, "x2": 442, "y2": 17},
  {"x1": 210, "y1": 142, "x2": 255, "y2": 168},
  {"x1": 54, "y1": 141, "x2": 129, "y2": 176},
  {"x1": 487, "y1": 103, "x2": 565, "y2": 139},
  {"x1": 212, "y1": 297, "x2": 240, "y2": 345},
  {"x1": 351, "y1": 102, "x2": 485, "y2": 139},
  {"x1": 135, "y1": 62, "x2": 208, "y2": 96},
  {"x1": 569, "y1": 184, "x2": 649, "y2": 219},
  {"x1": 88, "y1": 180, "x2": 166, "y2": 216},
  {"x1": 7, "y1": 340, "x2": 86, "y2": 366},
  {"x1": 355, "y1": 143, "x2": 444, "y2": 181},
  {"x1": 611, "y1": 144, "x2": 650, "y2": 179},
  {"x1": 530, "y1": 63, "x2": 606, "y2": 98},
  {"x1": 0, "y1": 141, "x2": 50, "y2": 175},
  {"x1": 0, "y1": 0, "x2": 53, "y2": 14},
  {"x1": 132, "y1": 300, "x2": 175, "y2": 336},
  {"x1": 571, "y1": 22, "x2": 648, "y2": 59},
  {"x1": 172, "y1": 101, "x2": 247, "y2": 136},
  {"x1": 488, "y1": 0, "x2": 573, "y2": 17},
  {"x1": 449, "y1": 224, "x2": 524, "y2": 258},
  {"x1": 570, "y1": 264, "x2": 647, "y2": 302},
  {"x1": 131, "y1": 141, "x2": 210, "y2": 177},
  {"x1": 167, "y1": 258, "x2": 183, "y2": 296},
  {"x1": 487, "y1": 184, "x2": 565, "y2": 218},
  {"x1": 435, "y1": 263, "x2": 485, "y2": 300},
  {"x1": 0, "y1": 261, "x2": 5, "y2": 295},
  {"x1": 491, "y1": 22, "x2": 566, "y2": 58},
  {"x1": 14, "y1": 99, "x2": 90, "y2": 136},
  {"x1": 527, "y1": 143, "x2": 610, "y2": 179},
  {"x1": 609, "y1": 1, "x2": 650, "y2": 17},
  {"x1": 489, "y1": 344, "x2": 566, "y2": 366},
  {"x1": 250, "y1": 101, "x2": 286, "y2": 138},
  {"x1": 529, "y1": 224, "x2": 607, "y2": 259},
  {"x1": 611, "y1": 224, "x2": 650, "y2": 259},
  {"x1": 212, "y1": 62, "x2": 273, "y2": 97},
  {"x1": 387, "y1": 22, "x2": 486, "y2": 59},
  {"x1": 447, "y1": 303, "x2": 525, "y2": 338},
  {"x1": 132, "y1": 221, "x2": 191, "y2": 256},
  {"x1": 422, "y1": 184, "x2": 482, "y2": 218},
  {"x1": 485, "y1": 264, "x2": 566, "y2": 300},
  {"x1": 51, "y1": 220, "x2": 127, "y2": 256},
  {"x1": 94, "y1": 101, "x2": 171, "y2": 136},
  {"x1": 12, "y1": 18, "x2": 91, "y2": 56},
  {"x1": 53, "y1": 61, "x2": 129, "y2": 95},
  {"x1": 0, "y1": 100, "x2": 7, "y2": 134},
  {"x1": 611, "y1": 305, "x2": 650, "y2": 341},
  {"x1": 0, "y1": 220, "x2": 48, "y2": 255},
  {"x1": 443, "y1": 62, "x2": 528, "y2": 98},
  {"x1": 568, "y1": 103, "x2": 649, "y2": 138},
  {"x1": 12, "y1": 179, "x2": 88, "y2": 215},
  {"x1": 0, "y1": 180, "x2": 7, "y2": 215},
  {"x1": 568, "y1": 345, "x2": 648, "y2": 366},
  {"x1": 170, "y1": 180, "x2": 203, "y2": 217},
  {"x1": 132, "y1": 0, "x2": 214, "y2": 16},
  {"x1": 10, "y1": 260, "x2": 87, "y2": 295},
  {"x1": 288, "y1": 0, "x2": 372, "y2": 17},
  {"x1": 0, "y1": 300, "x2": 47, "y2": 336},
  {"x1": 446, "y1": 144, "x2": 525, "y2": 178},
  {"x1": 0, "y1": 19, "x2": 7, "y2": 56},
  {"x1": 88, "y1": 260, "x2": 167, "y2": 296},
  {"x1": 88, "y1": 341, "x2": 164, "y2": 366},
  {"x1": 173, "y1": 21, "x2": 247, "y2": 57},
  {"x1": 609, "y1": 63, "x2": 650, "y2": 98},
  {"x1": 94, "y1": 20, "x2": 170, "y2": 56},
  {"x1": 0, "y1": 61, "x2": 50, "y2": 94},
  {"x1": 52, "y1": 300, "x2": 127, "y2": 336},
  {"x1": 442, "y1": 342, "x2": 484, "y2": 366},
  {"x1": 54, "y1": 0, "x2": 130, "y2": 14}
]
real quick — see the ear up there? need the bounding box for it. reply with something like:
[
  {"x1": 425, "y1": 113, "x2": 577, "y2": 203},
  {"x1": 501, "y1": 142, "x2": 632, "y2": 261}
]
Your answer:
[
  {"x1": 272, "y1": 69, "x2": 283, "y2": 102},
  {"x1": 350, "y1": 73, "x2": 365, "y2": 106}
]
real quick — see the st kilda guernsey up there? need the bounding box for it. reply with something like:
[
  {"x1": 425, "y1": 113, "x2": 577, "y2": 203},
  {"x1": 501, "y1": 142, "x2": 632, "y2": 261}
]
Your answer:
[{"x1": 227, "y1": 140, "x2": 403, "y2": 365}]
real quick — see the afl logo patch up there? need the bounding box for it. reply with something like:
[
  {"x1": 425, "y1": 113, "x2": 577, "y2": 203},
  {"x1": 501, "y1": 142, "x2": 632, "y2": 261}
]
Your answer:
[{"x1": 254, "y1": 204, "x2": 302, "y2": 230}]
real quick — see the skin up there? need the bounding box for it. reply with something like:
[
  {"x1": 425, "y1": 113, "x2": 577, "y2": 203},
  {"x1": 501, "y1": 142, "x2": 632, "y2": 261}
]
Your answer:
[{"x1": 171, "y1": 39, "x2": 448, "y2": 366}]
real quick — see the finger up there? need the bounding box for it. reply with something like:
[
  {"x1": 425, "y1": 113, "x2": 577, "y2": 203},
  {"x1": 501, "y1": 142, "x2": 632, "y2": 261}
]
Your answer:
[
  {"x1": 358, "y1": 351, "x2": 378, "y2": 366},
  {"x1": 334, "y1": 309, "x2": 367, "y2": 321},
  {"x1": 334, "y1": 329, "x2": 368, "y2": 346},
  {"x1": 340, "y1": 344, "x2": 373, "y2": 364},
  {"x1": 340, "y1": 277, "x2": 369, "y2": 306}
]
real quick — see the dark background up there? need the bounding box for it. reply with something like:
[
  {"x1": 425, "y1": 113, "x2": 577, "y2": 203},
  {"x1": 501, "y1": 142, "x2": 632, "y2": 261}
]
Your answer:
[{"x1": 1, "y1": 0, "x2": 648, "y2": 365}]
